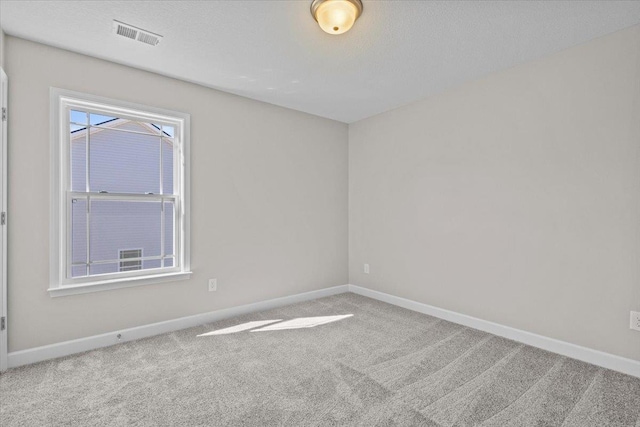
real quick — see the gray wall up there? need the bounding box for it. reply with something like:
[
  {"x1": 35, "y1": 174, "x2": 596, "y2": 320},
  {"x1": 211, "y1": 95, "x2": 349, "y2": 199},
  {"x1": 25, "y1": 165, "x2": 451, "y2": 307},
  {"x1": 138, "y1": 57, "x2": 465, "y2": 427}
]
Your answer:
[
  {"x1": 349, "y1": 25, "x2": 640, "y2": 362},
  {"x1": 0, "y1": 29, "x2": 4, "y2": 68},
  {"x1": 6, "y1": 36, "x2": 348, "y2": 352}
]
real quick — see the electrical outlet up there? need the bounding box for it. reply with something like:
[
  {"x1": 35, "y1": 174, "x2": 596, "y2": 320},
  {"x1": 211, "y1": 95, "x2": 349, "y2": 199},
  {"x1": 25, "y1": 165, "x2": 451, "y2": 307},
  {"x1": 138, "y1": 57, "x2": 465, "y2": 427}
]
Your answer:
[
  {"x1": 631, "y1": 311, "x2": 640, "y2": 332},
  {"x1": 364, "y1": 264, "x2": 370, "y2": 274},
  {"x1": 208, "y1": 278, "x2": 217, "y2": 292}
]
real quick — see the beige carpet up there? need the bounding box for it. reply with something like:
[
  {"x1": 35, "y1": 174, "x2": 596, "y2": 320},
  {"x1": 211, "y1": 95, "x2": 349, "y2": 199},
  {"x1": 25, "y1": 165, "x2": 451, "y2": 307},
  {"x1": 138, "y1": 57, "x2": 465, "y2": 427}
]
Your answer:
[{"x1": 1, "y1": 293, "x2": 640, "y2": 426}]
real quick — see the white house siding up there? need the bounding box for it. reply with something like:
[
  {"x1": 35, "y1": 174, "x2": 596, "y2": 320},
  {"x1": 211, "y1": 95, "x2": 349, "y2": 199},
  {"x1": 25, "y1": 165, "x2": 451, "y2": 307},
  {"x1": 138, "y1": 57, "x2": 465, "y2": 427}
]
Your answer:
[{"x1": 71, "y1": 120, "x2": 175, "y2": 277}]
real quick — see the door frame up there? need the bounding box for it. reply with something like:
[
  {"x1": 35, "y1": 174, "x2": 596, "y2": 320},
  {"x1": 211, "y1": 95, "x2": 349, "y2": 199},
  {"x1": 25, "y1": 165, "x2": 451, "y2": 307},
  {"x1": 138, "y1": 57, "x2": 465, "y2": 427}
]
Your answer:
[{"x1": 0, "y1": 68, "x2": 7, "y2": 372}]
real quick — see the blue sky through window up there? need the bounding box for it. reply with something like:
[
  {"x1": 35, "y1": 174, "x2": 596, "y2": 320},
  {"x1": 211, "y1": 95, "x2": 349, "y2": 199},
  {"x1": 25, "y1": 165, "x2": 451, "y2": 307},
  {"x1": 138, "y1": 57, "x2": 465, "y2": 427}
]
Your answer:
[
  {"x1": 70, "y1": 110, "x2": 116, "y2": 126},
  {"x1": 90, "y1": 113, "x2": 117, "y2": 125},
  {"x1": 70, "y1": 110, "x2": 86, "y2": 124}
]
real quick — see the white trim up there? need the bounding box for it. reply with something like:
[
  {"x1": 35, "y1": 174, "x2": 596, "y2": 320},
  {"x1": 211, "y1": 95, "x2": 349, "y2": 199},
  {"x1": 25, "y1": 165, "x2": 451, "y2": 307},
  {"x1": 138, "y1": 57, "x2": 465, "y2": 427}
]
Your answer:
[
  {"x1": 348, "y1": 284, "x2": 640, "y2": 379},
  {"x1": 49, "y1": 88, "x2": 191, "y2": 296},
  {"x1": 0, "y1": 69, "x2": 7, "y2": 373},
  {"x1": 8, "y1": 285, "x2": 349, "y2": 368},
  {"x1": 47, "y1": 271, "x2": 192, "y2": 298}
]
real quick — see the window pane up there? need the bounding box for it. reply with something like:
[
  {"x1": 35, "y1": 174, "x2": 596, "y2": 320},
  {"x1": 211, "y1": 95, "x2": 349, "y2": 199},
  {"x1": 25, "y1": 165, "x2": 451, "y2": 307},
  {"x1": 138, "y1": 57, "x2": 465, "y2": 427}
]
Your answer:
[
  {"x1": 71, "y1": 130, "x2": 87, "y2": 191},
  {"x1": 89, "y1": 127, "x2": 161, "y2": 194},
  {"x1": 71, "y1": 198, "x2": 87, "y2": 264},
  {"x1": 90, "y1": 263, "x2": 119, "y2": 276},
  {"x1": 70, "y1": 110, "x2": 87, "y2": 124},
  {"x1": 145, "y1": 259, "x2": 162, "y2": 269},
  {"x1": 162, "y1": 138, "x2": 174, "y2": 194},
  {"x1": 90, "y1": 200, "x2": 161, "y2": 263},
  {"x1": 164, "y1": 201, "x2": 174, "y2": 256},
  {"x1": 71, "y1": 265, "x2": 87, "y2": 278},
  {"x1": 89, "y1": 113, "x2": 117, "y2": 126},
  {"x1": 164, "y1": 257, "x2": 174, "y2": 268},
  {"x1": 162, "y1": 125, "x2": 174, "y2": 138}
]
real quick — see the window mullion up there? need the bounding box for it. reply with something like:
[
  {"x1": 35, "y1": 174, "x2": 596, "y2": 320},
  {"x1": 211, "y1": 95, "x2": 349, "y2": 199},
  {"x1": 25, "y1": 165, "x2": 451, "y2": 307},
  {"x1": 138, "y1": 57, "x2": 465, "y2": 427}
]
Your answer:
[
  {"x1": 64, "y1": 110, "x2": 73, "y2": 280},
  {"x1": 85, "y1": 111, "x2": 90, "y2": 193},
  {"x1": 85, "y1": 111, "x2": 91, "y2": 277},
  {"x1": 161, "y1": 197, "x2": 165, "y2": 268},
  {"x1": 174, "y1": 133, "x2": 180, "y2": 269},
  {"x1": 68, "y1": 192, "x2": 176, "y2": 201},
  {"x1": 160, "y1": 134, "x2": 164, "y2": 268},
  {"x1": 159, "y1": 135, "x2": 163, "y2": 196},
  {"x1": 86, "y1": 195, "x2": 91, "y2": 277},
  {"x1": 83, "y1": 254, "x2": 161, "y2": 266}
]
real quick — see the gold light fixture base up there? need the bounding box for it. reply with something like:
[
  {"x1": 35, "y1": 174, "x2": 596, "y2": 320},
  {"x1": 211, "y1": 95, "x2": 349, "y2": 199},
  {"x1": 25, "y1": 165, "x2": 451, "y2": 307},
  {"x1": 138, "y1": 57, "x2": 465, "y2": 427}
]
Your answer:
[{"x1": 311, "y1": 0, "x2": 363, "y2": 35}]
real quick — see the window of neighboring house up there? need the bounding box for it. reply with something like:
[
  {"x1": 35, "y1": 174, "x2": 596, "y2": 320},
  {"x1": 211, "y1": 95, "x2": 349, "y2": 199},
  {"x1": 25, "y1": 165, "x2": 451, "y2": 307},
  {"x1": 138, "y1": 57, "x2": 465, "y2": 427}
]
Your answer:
[
  {"x1": 119, "y1": 249, "x2": 143, "y2": 272},
  {"x1": 49, "y1": 89, "x2": 191, "y2": 296}
]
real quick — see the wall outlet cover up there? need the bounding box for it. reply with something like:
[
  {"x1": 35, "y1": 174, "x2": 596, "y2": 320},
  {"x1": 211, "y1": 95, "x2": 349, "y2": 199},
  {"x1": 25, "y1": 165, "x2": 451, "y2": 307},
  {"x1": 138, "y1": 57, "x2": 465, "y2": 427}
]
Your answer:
[
  {"x1": 208, "y1": 279, "x2": 217, "y2": 292},
  {"x1": 631, "y1": 311, "x2": 640, "y2": 332},
  {"x1": 364, "y1": 264, "x2": 370, "y2": 274}
]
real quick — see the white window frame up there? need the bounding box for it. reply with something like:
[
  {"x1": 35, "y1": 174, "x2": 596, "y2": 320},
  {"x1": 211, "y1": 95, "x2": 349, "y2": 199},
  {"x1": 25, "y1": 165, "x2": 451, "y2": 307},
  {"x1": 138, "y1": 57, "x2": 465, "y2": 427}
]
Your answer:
[{"x1": 49, "y1": 88, "x2": 191, "y2": 297}]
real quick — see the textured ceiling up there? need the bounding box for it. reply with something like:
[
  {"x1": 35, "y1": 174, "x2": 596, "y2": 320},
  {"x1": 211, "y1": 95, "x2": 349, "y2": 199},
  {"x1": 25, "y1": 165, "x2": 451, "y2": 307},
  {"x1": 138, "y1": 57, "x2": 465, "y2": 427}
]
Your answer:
[{"x1": 2, "y1": 1, "x2": 640, "y2": 123}]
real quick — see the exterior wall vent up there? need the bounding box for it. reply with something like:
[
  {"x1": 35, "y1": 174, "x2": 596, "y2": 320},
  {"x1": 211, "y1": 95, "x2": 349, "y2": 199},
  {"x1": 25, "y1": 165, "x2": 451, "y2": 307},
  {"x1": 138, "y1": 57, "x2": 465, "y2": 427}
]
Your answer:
[{"x1": 113, "y1": 20, "x2": 162, "y2": 46}]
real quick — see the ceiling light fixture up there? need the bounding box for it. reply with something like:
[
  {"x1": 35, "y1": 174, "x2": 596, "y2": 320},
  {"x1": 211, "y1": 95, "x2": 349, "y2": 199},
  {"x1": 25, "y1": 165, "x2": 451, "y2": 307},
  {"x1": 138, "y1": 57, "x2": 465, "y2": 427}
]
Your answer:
[{"x1": 311, "y1": 0, "x2": 363, "y2": 35}]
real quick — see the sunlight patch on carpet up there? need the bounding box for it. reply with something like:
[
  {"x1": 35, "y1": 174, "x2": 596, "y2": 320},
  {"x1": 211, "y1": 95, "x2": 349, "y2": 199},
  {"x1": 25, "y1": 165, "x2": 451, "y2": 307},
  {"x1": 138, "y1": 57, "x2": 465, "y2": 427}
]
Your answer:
[
  {"x1": 197, "y1": 320, "x2": 282, "y2": 336},
  {"x1": 251, "y1": 315, "x2": 354, "y2": 332},
  {"x1": 197, "y1": 315, "x2": 354, "y2": 336}
]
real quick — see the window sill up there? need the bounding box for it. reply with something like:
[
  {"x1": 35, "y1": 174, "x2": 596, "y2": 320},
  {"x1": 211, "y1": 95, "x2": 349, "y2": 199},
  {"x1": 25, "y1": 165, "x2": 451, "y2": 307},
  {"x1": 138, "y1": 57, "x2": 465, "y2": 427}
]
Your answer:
[{"x1": 48, "y1": 271, "x2": 192, "y2": 297}]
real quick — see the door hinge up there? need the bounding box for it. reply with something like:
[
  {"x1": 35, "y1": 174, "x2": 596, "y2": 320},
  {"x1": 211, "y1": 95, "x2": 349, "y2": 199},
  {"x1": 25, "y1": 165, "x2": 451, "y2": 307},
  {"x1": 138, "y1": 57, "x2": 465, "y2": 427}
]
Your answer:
[
  {"x1": 1, "y1": 107, "x2": 5, "y2": 122},
  {"x1": 0, "y1": 317, "x2": 5, "y2": 331},
  {"x1": 1, "y1": 212, "x2": 5, "y2": 226}
]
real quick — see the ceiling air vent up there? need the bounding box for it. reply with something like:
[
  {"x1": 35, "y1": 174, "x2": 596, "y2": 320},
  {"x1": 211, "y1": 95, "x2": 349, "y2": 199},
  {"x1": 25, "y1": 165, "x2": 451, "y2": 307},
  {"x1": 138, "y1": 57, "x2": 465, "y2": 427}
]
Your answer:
[{"x1": 113, "y1": 20, "x2": 162, "y2": 46}]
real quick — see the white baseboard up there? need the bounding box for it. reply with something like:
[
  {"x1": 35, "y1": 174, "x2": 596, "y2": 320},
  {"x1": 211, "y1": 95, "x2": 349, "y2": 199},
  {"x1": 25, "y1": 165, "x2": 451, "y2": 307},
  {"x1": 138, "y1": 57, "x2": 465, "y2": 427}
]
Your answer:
[
  {"x1": 7, "y1": 284, "x2": 349, "y2": 369},
  {"x1": 9, "y1": 283, "x2": 639, "y2": 378},
  {"x1": 348, "y1": 284, "x2": 640, "y2": 379}
]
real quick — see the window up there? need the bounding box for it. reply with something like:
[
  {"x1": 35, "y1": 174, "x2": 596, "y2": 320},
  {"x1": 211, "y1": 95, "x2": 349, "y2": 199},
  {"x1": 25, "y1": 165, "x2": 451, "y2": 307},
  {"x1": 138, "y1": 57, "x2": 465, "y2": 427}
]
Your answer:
[
  {"x1": 49, "y1": 89, "x2": 191, "y2": 296},
  {"x1": 119, "y1": 249, "x2": 143, "y2": 272}
]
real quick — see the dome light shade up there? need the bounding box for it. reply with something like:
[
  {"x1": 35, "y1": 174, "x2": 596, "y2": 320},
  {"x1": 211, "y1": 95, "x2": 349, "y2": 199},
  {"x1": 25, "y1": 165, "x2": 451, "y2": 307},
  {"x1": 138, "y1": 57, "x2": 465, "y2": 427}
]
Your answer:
[{"x1": 311, "y1": 0, "x2": 363, "y2": 35}]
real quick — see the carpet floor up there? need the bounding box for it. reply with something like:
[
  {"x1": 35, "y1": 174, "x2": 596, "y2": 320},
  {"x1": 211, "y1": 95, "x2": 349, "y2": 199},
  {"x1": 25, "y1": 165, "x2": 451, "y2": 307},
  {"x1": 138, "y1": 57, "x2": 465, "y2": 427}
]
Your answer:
[{"x1": 1, "y1": 292, "x2": 640, "y2": 426}]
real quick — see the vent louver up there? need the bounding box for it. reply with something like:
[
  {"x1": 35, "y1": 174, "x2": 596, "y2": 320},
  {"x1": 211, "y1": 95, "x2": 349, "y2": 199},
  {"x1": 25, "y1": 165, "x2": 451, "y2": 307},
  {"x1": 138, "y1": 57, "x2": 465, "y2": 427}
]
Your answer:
[
  {"x1": 113, "y1": 20, "x2": 162, "y2": 46},
  {"x1": 116, "y1": 23, "x2": 137, "y2": 40}
]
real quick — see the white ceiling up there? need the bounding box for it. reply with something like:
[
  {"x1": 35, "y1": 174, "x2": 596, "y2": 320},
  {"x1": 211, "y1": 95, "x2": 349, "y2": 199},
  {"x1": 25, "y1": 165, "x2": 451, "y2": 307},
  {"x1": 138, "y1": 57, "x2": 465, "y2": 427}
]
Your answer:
[{"x1": 2, "y1": 1, "x2": 640, "y2": 123}]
